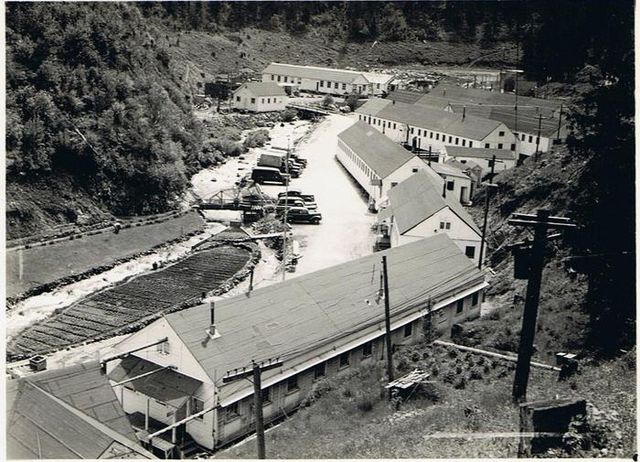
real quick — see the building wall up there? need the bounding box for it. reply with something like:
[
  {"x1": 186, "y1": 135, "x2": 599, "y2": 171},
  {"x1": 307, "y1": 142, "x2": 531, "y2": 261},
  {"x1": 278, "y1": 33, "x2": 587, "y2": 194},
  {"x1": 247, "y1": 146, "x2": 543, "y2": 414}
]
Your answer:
[
  {"x1": 392, "y1": 208, "x2": 481, "y2": 264},
  {"x1": 444, "y1": 155, "x2": 516, "y2": 174},
  {"x1": 431, "y1": 172, "x2": 473, "y2": 204},
  {"x1": 513, "y1": 124, "x2": 567, "y2": 157},
  {"x1": 232, "y1": 87, "x2": 287, "y2": 113},
  {"x1": 262, "y1": 72, "x2": 372, "y2": 96},
  {"x1": 336, "y1": 141, "x2": 439, "y2": 211},
  {"x1": 355, "y1": 113, "x2": 517, "y2": 156}
]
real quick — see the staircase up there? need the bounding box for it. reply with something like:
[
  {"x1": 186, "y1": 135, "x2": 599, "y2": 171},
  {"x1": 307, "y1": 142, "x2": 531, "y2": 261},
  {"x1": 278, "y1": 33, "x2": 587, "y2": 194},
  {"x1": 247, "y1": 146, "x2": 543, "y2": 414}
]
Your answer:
[{"x1": 178, "y1": 434, "x2": 206, "y2": 459}]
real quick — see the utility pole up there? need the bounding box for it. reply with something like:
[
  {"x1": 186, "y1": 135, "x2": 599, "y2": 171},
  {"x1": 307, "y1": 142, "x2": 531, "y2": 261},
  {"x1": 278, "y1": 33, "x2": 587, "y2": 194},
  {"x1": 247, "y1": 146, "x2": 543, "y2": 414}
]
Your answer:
[
  {"x1": 509, "y1": 210, "x2": 577, "y2": 403},
  {"x1": 478, "y1": 155, "x2": 499, "y2": 270},
  {"x1": 381, "y1": 256, "x2": 394, "y2": 398},
  {"x1": 534, "y1": 114, "x2": 542, "y2": 162},
  {"x1": 282, "y1": 136, "x2": 291, "y2": 281},
  {"x1": 222, "y1": 358, "x2": 283, "y2": 459}
]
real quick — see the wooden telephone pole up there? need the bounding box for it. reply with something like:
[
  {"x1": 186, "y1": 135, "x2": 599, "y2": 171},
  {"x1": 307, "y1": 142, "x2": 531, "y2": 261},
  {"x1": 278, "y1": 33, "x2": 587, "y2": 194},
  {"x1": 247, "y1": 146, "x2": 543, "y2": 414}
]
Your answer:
[
  {"x1": 478, "y1": 155, "x2": 500, "y2": 270},
  {"x1": 508, "y1": 210, "x2": 576, "y2": 403},
  {"x1": 381, "y1": 256, "x2": 395, "y2": 398},
  {"x1": 222, "y1": 358, "x2": 283, "y2": 458}
]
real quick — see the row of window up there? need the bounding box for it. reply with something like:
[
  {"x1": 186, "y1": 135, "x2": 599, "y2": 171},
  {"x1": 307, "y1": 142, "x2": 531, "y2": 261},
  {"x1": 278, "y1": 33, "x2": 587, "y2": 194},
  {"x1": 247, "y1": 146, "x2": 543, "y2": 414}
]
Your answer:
[
  {"x1": 269, "y1": 74, "x2": 302, "y2": 85},
  {"x1": 340, "y1": 140, "x2": 377, "y2": 181},
  {"x1": 320, "y1": 80, "x2": 347, "y2": 91},
  {"x1": 236, "y1": 96, "x2": 283, "y2": 105},
  {"x1": 360, "y1": 114, "x2": 398, "y2": 131},
  {"x1": 515, "y1": 132, "x2": 541, "y2": 144},
  {"x1": 410, "y1": 127, "x2": 476, "y2": 148}
]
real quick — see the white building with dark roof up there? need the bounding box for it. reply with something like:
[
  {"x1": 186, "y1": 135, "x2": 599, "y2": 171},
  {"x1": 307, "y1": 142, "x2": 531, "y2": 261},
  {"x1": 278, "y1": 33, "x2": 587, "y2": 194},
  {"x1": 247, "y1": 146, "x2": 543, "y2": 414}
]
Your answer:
[
  {"x1": 262, "y1": 62, "x2": 393, "y2": 96},
  {"x1": 105, "y1": 235, "x2": 486, "y2": 450},
  {"x1": 443, "y1": 145, "x2": 518, "y2": 173},
  {"x1": 231, "y1": 81, "x2": 287, "y2": 113},
  {"x1": 336, "y1": 120, "x2": 442, "y2": 211},
  {"x1": 355, "y1": 98, "x2": 517, "y2": 156},
  {"x1": 428, "y1": 161, "x2": 474, "y2": 204},
  {"x1": 377, "y1": 171, "x2": 482, "y2": 262}
]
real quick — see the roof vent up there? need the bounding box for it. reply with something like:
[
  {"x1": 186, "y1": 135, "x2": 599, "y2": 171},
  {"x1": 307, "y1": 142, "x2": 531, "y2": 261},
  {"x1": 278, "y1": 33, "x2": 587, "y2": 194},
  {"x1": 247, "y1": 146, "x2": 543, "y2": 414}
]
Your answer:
[{"x1": 206, "y1": 301, "x2": 221, "y2": 339}]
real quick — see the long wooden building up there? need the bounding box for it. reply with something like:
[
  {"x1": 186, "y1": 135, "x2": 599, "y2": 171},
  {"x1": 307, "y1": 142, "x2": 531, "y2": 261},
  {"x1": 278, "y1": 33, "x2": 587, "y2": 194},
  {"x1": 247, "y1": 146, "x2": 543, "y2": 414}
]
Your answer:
[{"x1": 105, "y1": 235, "x2": 487, "y2": 452}]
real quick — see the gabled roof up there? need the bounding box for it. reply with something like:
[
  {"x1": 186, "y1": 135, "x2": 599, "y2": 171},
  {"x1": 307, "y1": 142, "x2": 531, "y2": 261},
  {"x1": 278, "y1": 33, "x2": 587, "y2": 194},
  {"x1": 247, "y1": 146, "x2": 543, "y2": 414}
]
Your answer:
[
  {"x1": 429, "y1": 83, "x2": 564, "y2": 114},
  {"x1": 386, "y1": 90, "x2": 426, "y2": 104},
  {"x1": 414, "y1": 94, "x2": 453, "y2": 111},
  {"x1": 444, "y1": 145, "x2": 517, "y2": 161},
  {"x1": 7, "y1": 363, "x2": 153, "y2": 459},
  {"x1": 363, "y1": 72, "x2": 395, "y2": 85},
  {"x1": 370, "y1": 98, "x2": 504, "y2": 141},
  {"x1": 164, "y1": 234, "x2": 484, "y2": 401},
  {"x1": 386, "y1": 171, "x2": 481, "y2": 235},
  {"x1": 236, "y1": 81, "x2": 287, "y2": 97},
  {"x1": 262, "y1": 62, "x2": 369, "y2": 84},
  {"x1": 429, "y1": 162, "x2": 470, "y2": 179},
  {"x1": 446, "y1": 158, "x2": 482, "y2": 173},
  {"x1": 355, "y1": 97, "x2": 392, "y2": 116},
  {"x1": 337, "y1": 120, "x2": 416, "y2": 178}
]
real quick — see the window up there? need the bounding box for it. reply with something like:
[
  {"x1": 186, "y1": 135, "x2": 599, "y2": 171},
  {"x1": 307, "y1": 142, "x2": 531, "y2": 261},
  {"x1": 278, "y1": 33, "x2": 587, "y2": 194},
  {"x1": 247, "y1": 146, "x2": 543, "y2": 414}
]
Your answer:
[
  {"x1": 521, "y1": 133, "x2": 526, "y2": 141},
  {"x1": 339, "y1": 352, "x2": 350, "y2": 368},
  {"x1": 261, "y1": 98, "x2": 265, "y2": 104},
  {"x1": 447, "y1": 181, "x2": 455, "y2": 191},
  {"x1": 536, "y1": 137, "x2": 540, "y2": 143},
  {"x1": 191, "y1": 397, "x2": 204, "y2": 420},
  {"x1": 448, "y1": 136, "x2": 453, "y2": 143},
  {"x1": 251, "y1": 98, "x2": 256, "y2": 104},
  {"x1": 320, "y1": 80, "x2": 324, "y2": 87},
  {"x1": 430, "y1": 131, "x2": 433, "y2": 139},
  {"x1": 404, "y1": 323, "x2": 413, "y2": 337},
  {"x1": 462, "y1": 139, "x2": 466, "y2": 147},
  {"x1": 313, "y1": 362, "x2": 326, "y2": 379},
  {"x1": 267, "y1": 98, "x2": 270, "y2": 103},
  {"x1": 529, "y1": 135, "x2": 533, "y2": 143},
  {"x1": 439, "y1": 221, "x2": 451, "y2": 230},
  {"x1": 465, "y1": 246, "x2": 476, "y2": 259},
  {"x1": 412, "y1": 167, "x2": 419, "y2": 173},
  {"x1": 156, "y1": 340, "x2": 170, "y2": 355},
  {"x1": 497, "y1": 143, "x2": 503, "y2": 149},
  {"x1": 499, "y1": 131, "x2": 505, "y2": 136},
  {"x1": 277, "y1": 75, "x2": 281, "y2": 82},
  {"x1": 383, "y1": 121, "x2": 386, "y2": 128},
  {"x1": 284, "y1": 76, "x2": 288, "y2": 82},
  {"x1": 261, "y1": 387, "x2": 271, "y2": 404},
  {"x1": 511, "y1": 143, "x2": 516, "y2": 151},
  {"x1": 225, "y1": 402, "x2": 239, "y2": 421},
  {"x1": 393, "y1": 123, "x2": 397, "y2": 129},
  {"x1": 456, "y1": 299, "x2": 464, "y2": 314},
  {"x1": 377, "y1": 83, "x2": 381, "y2": 89},
  {"x1": 362, "y1": 341, "x2": 373, "y2": 358},
  {"x1": 342, "y1": 83, "x2": 346, "y2": 90},
  {"x1": 455, "y1": 137, "x2": 459, "y2": 145},
  {"x1": 286, "y1": 375, "x2": 299, "y2": 392},
  {"x1": 469, "y1": 141, "x2": 473, "y2": 147},
  {"x1": 417, "y1": 129, "x2": 422, "y2": 136},
  {"x1": 436, "y1": 133, "x2": 440, "y2": 140},
  {"x1": 270, "y1": 75, "x2": 274, "y2": 80},
  {"x1": 235, "y1": 96, "x2": 240, "y2": 102},
  {"x1": 410, "y1": 127, "x2": 414, "y2": 134},
  {"x1": 391, "y1": 182, "x2": 398, "y2": 188},
  {"x1": 334, "y1": 82, "x2": 339, "y2": 89},
  {"x1": 472, "y1": 293, "x2": 479, "y2": 306}
]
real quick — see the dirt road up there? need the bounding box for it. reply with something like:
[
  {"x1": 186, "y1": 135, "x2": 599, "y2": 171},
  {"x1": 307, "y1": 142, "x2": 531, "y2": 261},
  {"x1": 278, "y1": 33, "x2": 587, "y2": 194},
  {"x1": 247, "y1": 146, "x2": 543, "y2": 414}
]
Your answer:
[{"x1": 260, "y1": 114, "x2": 377, "y2": 277}]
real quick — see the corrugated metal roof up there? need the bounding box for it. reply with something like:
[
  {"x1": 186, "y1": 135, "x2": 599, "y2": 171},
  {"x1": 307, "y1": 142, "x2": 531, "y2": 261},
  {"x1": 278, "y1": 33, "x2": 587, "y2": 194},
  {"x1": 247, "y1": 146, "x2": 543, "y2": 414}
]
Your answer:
[
  {"x1": 108, "y1": 357, "x2": 202, "y2": 408},
  {"x1": 7, "y1": 368, "x2": 153, "y2": 459},
  {"x1": 164, "y1": 234, "x2": 484, "y2": 401},
  {"x1": 337, "y1": 120, "x2": 416, "y2": 178},
  {"x1": 387, "y1": 171, "x2": 481, "y2": 235},
  {"x1": 359, "y1": 98, "x2": 503, "y2": 141},
  {"x1": 29, "y1": 361, "x2": 137, "y2": 442},
  {"x1": 236, "y1": 81, "x2": 287, "y2": 97},
  {"x1": 429, "y1": 162, "x2": 469, "y2": 179},
  {"x1": 262, "y1": 62, "x2": 368, "y2": 84},
  {"x1": 444, "y1": 146, "x2": 517, "y2": 161},
  {"x1": 386, "y1": 90, "x2": 426, "y2": 104},
  {"x1": 355, "y1": 97, "x2": 392, "y2": 116}
]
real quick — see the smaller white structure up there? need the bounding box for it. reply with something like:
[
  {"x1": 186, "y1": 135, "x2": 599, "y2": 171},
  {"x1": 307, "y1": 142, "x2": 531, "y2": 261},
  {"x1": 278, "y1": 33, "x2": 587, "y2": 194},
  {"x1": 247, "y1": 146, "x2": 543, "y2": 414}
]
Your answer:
[
  {"x1": 428, "y1": 161, "x2": 474, "y2": 205},
  {"x1": 377, "y1": 171, "x2": 482, "y2": 263},
  {"x1": 443, "y1": 146, "x2": 517, "y2": 175},
  {"x1": 336, "y1": 121, "x2": 441, "y2": 211},
  {"x1": 231, "y1": 81, "x2": 287, "y2": 113},
  {"x1": 363, "y1": 72, "x2": 396, "y2": 95}
]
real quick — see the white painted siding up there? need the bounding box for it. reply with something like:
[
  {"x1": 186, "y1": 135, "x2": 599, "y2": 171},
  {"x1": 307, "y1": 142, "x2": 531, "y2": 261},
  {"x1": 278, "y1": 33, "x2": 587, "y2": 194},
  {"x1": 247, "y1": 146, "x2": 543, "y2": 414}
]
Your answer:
[{"x1": 232, "y1": 87, "x2": 287, "y2": 113}]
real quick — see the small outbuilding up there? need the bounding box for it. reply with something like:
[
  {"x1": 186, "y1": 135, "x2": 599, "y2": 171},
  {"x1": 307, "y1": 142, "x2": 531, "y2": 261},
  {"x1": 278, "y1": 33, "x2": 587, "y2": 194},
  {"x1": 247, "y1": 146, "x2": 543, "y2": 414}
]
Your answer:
[{"x1": 231, "y1": 81, "x2": 287, "y2": 113}]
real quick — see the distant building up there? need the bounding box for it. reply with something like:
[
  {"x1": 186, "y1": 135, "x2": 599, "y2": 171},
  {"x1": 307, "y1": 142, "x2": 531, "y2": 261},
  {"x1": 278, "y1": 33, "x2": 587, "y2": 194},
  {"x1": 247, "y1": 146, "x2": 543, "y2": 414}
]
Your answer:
[
  {"x1": 106, "y1": 235, "x2": 487, "y2": 451},
  {"x1": 336, "y1": 120, "x2": 442, "y2": 211},
  {"x1": 355, "y1": 98, "x2": 517, "y2": 156},
  {"x1": 443, "y1": 145, "x2": 518, "y2": 174},
  {"x1": 7, "y1": 362, "x2": 153, "y2": 459},
  {"x1": 446, "y1": 158, "x2": 483, "y2": 191},
  {"x1": 377, "y1": 171, "x2": 482, "y2": 262},
  {"x1": 421, "y1": 84, "x2": 569, "y2": 158},
  {"x1": 231, "y1": 81, "x2": 287, "y2": 113},
  {"x1": 428, "y1": 161, "x2": 474, "y2": 204},
  {"x1": 261, "y1": 62, "x2": 394, "y2": 96}
]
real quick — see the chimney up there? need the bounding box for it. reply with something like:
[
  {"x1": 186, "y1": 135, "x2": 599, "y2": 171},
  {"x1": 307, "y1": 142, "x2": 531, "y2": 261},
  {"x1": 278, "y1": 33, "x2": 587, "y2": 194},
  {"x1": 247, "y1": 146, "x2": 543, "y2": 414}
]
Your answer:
[
  {"x1": 208, "y1": 301, "x2": 218, "y2": 338},
  {"x1": 462, "y1": 106, "x2": 466, "y2": 121}
]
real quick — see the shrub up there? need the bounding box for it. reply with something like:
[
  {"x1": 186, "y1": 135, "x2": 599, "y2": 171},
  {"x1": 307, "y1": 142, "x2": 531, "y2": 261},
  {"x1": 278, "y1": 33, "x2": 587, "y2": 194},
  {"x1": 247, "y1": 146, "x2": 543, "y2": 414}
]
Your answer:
[
  {"x1": 431, "y1": 366, "x2": 439, "y2": 377},
  {"x1": 212, "y1": 138, "x2": 244, "y2": 157},
  {"x1": 443, "y1": 370, "x2": 457, "y2": 384},
  {"x1": 243, "y1": 129, "x2": 270, "y2": 149},
  {"x1": 470, "y1": 367, "x2": 484, "y2": 380},
  {"x1": 447, "y1": 348, "x2": 458, "y2": 359},
  {"x1": 322, "y1": 95, "x2": 335, "y2": 108},
  {"x1": 356, "y1": 396, "x2": 374, "y2": 413},
  {"x1": 411, "y1": 351, "x2": 421, "y2": 362},
  {"x1": 454, "y1": 377, "x2": 467, "y2": 389},
  {"x1": 280, "y1": 108, "x2": 297, "y2": 122}
]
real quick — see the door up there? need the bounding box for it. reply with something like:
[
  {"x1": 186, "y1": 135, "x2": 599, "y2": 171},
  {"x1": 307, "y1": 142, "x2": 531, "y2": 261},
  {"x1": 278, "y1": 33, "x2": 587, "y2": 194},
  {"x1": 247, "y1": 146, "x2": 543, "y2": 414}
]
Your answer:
[{"x1": 460, "y1": 186, "x2": 469, "y2": 203}]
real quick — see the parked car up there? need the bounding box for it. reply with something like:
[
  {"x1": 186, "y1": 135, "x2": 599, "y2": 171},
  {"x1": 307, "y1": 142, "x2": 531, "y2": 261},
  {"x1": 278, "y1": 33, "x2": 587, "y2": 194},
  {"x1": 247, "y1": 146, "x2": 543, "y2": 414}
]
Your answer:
[
  {"x1": 251, "y1": 167, "x2": 289, "y2": 185},
  {"x1": 275, "y1": 197, "x2": 307, "y2": 211},
  {"x1": 277, "y1": 195, "x2": 317, "y2": 210},
  {"x1": 277, "y1": 206, "x2": 322, "y2": 224},
  {"x1": 278, "y1": 190, "x2": 316, "y2": 202}
]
